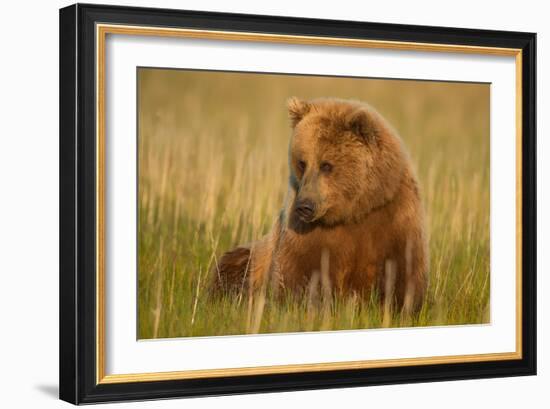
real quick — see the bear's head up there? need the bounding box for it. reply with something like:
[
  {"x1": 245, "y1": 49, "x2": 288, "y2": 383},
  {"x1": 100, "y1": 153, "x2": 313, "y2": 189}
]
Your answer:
[{"x1": 287, "y1": 97, "x2": 408, "y2": 226}]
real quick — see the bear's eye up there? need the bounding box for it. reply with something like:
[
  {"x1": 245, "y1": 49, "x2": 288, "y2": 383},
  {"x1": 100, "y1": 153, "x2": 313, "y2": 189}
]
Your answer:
[
  {"x1": 297, "y1": 160, "x2": 307, "y2": 173},
  {"x1": 320, "y1": 162, "x2": 333, "y2": 173}
]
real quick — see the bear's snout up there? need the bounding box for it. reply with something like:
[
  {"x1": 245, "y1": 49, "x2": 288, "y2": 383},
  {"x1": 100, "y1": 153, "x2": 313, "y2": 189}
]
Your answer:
[{"x1": 294, "y1": 199, "x2": 316, "y2": 222}]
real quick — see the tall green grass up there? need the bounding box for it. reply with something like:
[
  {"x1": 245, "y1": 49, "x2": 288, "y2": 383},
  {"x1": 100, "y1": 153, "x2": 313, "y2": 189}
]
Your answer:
[{"x1": 137, "y1": 69, "x2": 490, "y2": 339}]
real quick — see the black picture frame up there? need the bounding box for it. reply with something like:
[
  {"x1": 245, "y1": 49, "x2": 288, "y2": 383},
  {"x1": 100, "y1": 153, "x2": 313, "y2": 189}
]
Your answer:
[{"x1": 59, "y1": 3, "x2": 536, "y2": 404}]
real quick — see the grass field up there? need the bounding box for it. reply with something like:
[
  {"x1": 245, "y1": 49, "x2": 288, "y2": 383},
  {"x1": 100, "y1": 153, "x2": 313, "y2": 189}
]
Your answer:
[{"x1": 137, "y1": 68, "x2": 490, "y2": 339}]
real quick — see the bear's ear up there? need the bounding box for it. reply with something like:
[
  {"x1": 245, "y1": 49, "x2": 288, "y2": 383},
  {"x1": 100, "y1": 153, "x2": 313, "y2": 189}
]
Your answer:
[
  {"x1": 287, "y1": 97, "x2": 311, "y2": 127},
  {"x1": 346, "y1": 109, "x2": 377, "y2": 142}
]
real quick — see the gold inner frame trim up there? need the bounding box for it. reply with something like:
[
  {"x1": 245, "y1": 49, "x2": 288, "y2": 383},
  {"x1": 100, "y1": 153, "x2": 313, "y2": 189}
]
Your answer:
[{"x1": 95, "y1": 23, "x2": 523, "y2": 385}]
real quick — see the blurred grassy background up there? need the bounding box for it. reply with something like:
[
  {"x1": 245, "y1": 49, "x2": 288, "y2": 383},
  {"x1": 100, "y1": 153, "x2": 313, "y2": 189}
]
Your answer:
[{"x1": 137, "y1": 68, "x2": 490, "y2": 339}]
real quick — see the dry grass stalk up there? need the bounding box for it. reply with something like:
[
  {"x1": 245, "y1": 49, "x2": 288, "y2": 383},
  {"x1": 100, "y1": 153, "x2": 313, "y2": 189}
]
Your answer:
[
  {"x1": 320, "y1": 249, "x2": 333, "y2": 330},
  {"x1": 190, "y1": 266, "x2": 203, "y2": 326},
  {"x1": 383, "y1": 259, "x2": 397, "y2": 328},
  {"x1": 400, "y1": 238, "x2": 416, "y2": 327},
  {"x1": 306, "y1": 271, "x2": 321, "y2": 331}
]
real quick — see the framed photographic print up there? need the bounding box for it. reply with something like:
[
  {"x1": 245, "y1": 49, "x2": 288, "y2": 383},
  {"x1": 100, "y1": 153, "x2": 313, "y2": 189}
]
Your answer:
[{"x1": 59, "y1": 3, "x2": 536, "y2": 404}]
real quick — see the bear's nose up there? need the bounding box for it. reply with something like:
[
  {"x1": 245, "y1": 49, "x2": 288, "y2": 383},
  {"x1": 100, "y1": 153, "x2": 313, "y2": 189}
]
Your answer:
[{"x1": 295, "y1": 199, "x2": 315, "y2": 222}]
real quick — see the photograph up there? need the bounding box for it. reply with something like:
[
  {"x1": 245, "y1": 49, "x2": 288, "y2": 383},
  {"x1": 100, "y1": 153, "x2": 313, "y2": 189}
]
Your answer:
[{"x1": 137, "y1": 68, "x2": 490, "y2": 339}]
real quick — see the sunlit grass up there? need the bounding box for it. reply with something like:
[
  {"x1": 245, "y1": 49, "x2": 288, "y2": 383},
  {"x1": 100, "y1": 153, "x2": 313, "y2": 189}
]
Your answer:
[{"x1": 137, "y1": 69, "x2": 490, "y2": 339}]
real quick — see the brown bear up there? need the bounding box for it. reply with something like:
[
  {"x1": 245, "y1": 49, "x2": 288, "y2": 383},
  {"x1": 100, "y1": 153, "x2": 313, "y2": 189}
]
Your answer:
[{"x1": 212, "y1": 97, "x2": 428, "y2": 313}]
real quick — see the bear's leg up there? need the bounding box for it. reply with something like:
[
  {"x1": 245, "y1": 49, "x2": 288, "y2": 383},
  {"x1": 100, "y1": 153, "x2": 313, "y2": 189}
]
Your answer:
[
  {"x1": 211, "y1": 246, "x2": 252, "y2": 295},
  {"x1": 211, "y1": 219, "x2": 281, "y2": 300},
  {"x1": 210, "y1": 230, "x2": 278, "y2": 297}
]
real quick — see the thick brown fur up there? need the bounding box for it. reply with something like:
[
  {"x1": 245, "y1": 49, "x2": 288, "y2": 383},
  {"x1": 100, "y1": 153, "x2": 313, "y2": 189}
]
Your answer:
[{"x1": 211, "y1": 97, "x2": 428, "y2": 312}]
